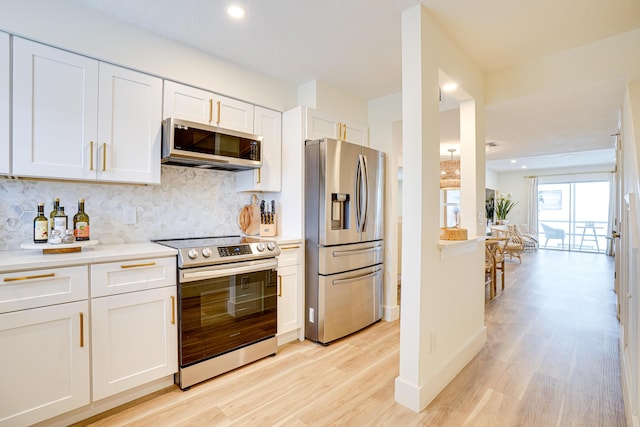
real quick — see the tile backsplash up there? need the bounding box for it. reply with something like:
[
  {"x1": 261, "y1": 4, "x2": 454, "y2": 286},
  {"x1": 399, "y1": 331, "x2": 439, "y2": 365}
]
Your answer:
[{"x1": 0, "y1": 166, "x2": 254, "y2": 251}]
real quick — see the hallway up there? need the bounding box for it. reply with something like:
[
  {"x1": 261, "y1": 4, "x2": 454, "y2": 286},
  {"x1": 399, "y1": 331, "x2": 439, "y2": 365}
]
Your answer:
[
  {"x1": 448, "y1": 249, "x2": 625, "y2": 425},
  {"x1": 74, "y1": 250, "x2": 625, "y2": 426}
]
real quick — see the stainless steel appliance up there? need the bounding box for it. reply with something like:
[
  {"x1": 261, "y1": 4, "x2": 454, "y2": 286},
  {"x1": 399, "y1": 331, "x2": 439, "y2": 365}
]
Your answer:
[
  {"x1": 305, "y1": 138, "x2": 385, "y2": 344},
  {"x1": 153, "y1": 236, "x2": 280, "y2": 389},
  {"x1": 162, "y1": 118, "x2": 263, "y2": 170}
]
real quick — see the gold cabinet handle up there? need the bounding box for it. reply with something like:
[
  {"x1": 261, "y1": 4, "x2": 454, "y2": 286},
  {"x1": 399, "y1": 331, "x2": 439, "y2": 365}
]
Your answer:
[
  {"x1": 257, "y1": 168, "x2": 261, "y2": 184},
  {"x1": 209, "y1": 99, "x2": 213, "y2": 123},
  {"x1": 3, "y1": 272, "x2": 55, "y2": 282},
  {"x1": 89, "y1": 141, "x2": 94, "y2": 171},
  {"x1": 280, "y1": 245, "x2": 301, "y2": 250},
  {"x1": 170, "y1": 296, "x2": 176, "y2": 325},
  {"x1": 102, "y1": 143, "x2": 107, "y2": 171},
  {"x1": 80, "y1": 312, "x2": 85, "y2": 348},
  {"x1": 216, "y1": 100, "x2": 221, "y2": 125},
  {"x1": 278, "y1": 275, "x2": 283, "y2": 297},
  {"x1": 120, "y1": 262, "x2": 156, "y2": 269},
  {"x1": 343, "y1": 123, "x2": 347, "y2": 140}
]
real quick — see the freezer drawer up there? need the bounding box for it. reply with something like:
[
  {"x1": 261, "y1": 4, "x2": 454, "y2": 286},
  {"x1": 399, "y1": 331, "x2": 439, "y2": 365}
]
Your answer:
[
  {"x1": 317, "y1": 264, "x2": 383, "y2": 344},
  {"x1": 318, "y1": 241, "x2": 384, "y2": 276}
]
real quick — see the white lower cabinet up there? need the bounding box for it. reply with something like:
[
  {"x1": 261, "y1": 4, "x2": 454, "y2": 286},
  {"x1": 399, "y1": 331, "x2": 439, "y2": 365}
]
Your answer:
[
  {"x1": 0, "y1": 300, "x2": 90, "y2": 427},
  {"x1": 276, "y1": 242, "x2": 304, "y2": 345},
  {"x1": 0, "y1": 254, "x2": 177, "y2": 426},
  {"x1": 91, "y1": 286, "x2": 177, "y2": 400}
]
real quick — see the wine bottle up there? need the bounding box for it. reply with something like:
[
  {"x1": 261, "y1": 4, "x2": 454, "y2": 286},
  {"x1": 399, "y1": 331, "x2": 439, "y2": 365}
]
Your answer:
[
  {"x1": 33, "y1": 202, "x2": 48, "y2": 243},
  {"x1": 49, "y1": 197, "x2": 60, "y2": 232},
  {"x1": 73, "y1": 199, "x2": 90, "y2": 241},
  {"x1": 53, "y1": 206, "x2": 68, "y2": 233}
]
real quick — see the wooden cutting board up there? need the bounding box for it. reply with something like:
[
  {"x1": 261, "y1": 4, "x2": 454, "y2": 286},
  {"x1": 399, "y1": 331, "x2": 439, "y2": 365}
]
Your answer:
[{"x1": 238, "y1": 194, "x2": 260, "y2": 235}]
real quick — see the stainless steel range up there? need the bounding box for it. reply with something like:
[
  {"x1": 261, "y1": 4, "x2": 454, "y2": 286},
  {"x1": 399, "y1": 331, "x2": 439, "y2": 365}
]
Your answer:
[{"x1": 154, "y1": 236, "x2": 280, "y2": 390}]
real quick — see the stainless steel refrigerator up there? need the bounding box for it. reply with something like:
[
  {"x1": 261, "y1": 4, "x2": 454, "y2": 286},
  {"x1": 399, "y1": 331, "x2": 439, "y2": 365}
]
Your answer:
[{"x1": 305, "y1": 137, "x2": 385, "y2": 344}]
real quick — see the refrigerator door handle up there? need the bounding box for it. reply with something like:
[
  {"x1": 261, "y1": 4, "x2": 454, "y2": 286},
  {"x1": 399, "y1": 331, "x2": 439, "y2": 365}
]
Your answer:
[
  {"x1": 355, "y1": 154, "x2": 368, "y2": 233},
  {"x1": 332, "y1": 246, "x2": 382, "y2": 257},
  {"x1": 360, "y1": 154, "x2": 368, "y2": 232},
  {"x1": 331, "y1": 268, "x2": 382, "y2": 286}
]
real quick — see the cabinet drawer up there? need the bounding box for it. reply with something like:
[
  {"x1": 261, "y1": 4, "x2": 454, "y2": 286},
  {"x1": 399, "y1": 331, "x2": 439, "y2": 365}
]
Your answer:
[
  {"x1": 277, "y1": 244, "x2": 303, "y2": 268},
  {"x1": 91, "y1": 257, "x2": 176, "y2": 297},
  {"x1": 0, "y1": 266, "x2": 88, "y2": 313}
]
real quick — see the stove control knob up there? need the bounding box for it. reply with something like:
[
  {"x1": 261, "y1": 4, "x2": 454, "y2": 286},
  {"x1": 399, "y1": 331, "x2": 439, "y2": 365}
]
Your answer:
[
  {"x1": 202, "y1": 247, "x2": 212, "y2": 258},
  {"x1": 267, "y1": 242, "x2": 277, "y2": 251},
  {"x1": 256, "y1": 243, "x2": 266, "y2": 252},
  {"x1": 187, "y1": 249, "x2": 199, "y2": 259}
]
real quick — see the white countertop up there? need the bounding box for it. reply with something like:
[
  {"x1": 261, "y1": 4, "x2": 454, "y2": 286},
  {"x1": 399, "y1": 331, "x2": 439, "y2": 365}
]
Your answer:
[{"x1": 0, "y1": 243, "x2": 178, "y2": 272}]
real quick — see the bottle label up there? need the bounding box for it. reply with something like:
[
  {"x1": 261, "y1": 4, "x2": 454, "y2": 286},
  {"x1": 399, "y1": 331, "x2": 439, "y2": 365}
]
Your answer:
[
  {"x1": 53, "y1": 216, "x2": 67, "y2": 232},
  {"x1": 74, "y1": 222, "x2": 90, "y2": 240},
  {"x1": 34, "y1": 222, "x2": 48, "y2": 242}
]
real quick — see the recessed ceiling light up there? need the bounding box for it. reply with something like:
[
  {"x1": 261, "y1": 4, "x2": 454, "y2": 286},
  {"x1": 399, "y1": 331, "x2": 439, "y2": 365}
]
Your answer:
[
  {"x1": 510, "y1": 159, "x2": 517, "y2": 164},
  {"x1": 442, "y1": 83, "x2": 458, "y2": 92},
  {"x1": 227, "y1": 5, "x2": 246, "y2": 19},
  {"x1": 521, "y1": 165, "x2": 527, "y2": 169}
]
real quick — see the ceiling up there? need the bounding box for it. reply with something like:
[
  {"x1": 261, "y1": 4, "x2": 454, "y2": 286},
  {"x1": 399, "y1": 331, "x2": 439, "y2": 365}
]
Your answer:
[{"x1": 78, "y1": 0, "x2": 640, "y2": 171}]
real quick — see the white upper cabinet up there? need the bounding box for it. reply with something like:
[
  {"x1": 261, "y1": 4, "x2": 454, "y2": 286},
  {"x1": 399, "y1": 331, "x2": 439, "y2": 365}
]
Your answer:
[
  {"x1": 305, "y1": 107, "x2": 369, "y2": 146},
  {"x1": 163, "y1": 80, "x2": 254, "y2": 134},
  {"x1": 12, "y1": 38, "x2": 161, "y2": 184},
  {"x1": 13, "y1": 37, "x2": 99, "y2": 180},
  {"x1": 0, "y1": 32, "x2": 9, "y2": 175},
  {"x1": 97, "y1": 63, "x2": 162, "y2": 184},
  {"x1": 236, "y1": 106, "x2": 282, "y2": 192}
]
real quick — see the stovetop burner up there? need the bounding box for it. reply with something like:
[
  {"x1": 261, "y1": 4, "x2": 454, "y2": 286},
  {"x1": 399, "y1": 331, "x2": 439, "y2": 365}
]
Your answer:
[{"x1": 153, "y1": 235, "x2": 279, "y2": 268}]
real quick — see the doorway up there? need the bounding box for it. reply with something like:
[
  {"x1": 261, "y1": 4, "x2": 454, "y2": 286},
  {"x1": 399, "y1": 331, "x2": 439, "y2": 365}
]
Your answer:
[{"x1": 538, "y1": 181, "x2": 610, "y2": 253}]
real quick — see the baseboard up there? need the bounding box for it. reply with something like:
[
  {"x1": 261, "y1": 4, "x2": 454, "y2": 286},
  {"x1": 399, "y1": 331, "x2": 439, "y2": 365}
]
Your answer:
[
  {"x1": 384, "y1": 303, "x2": 400, "y2": 321},
  {"x1": 395, "y1": 325, "x2": 487, "y2": 412}
]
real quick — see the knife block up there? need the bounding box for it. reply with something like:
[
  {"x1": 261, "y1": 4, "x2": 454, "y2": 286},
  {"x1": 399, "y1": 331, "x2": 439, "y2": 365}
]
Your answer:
[{"x1": 260, "y1": 215, "x2": 277, "y2": 237}]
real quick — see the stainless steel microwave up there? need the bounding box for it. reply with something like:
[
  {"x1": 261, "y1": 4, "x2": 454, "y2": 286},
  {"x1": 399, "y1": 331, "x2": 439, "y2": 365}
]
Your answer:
[{"x1": 161, "y1": 118, "x2": 263, "y2": 171}]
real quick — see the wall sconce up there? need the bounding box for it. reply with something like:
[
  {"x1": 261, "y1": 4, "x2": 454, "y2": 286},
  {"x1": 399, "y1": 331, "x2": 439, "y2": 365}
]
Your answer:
[{"x1": 440, "y1": 148, "x2": 460, "y2": 189}]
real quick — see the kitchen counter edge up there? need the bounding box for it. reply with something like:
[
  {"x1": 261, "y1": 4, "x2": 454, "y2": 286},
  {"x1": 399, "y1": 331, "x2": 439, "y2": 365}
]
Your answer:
[{"x1": 0, "y1": 243, "x2": 178, "y2": 272}]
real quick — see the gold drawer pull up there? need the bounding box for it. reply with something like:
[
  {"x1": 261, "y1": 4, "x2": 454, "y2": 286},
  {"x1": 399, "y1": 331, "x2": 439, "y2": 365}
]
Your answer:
[
  {"x1": 257, "y1": 168, "x2": 261, "y2": 184},
  {"x1": 3, "y1": 273, "x2": 55, "y2": 282},
  {"x1": 216, "y1": 100, "x2": 221, "y2": 125},
  {"x1": 278, "y1": 275, "x2": 283, "y2": 297},
  {"x1": 80, "y1": 312, "x2": 85, "y2": 348},
  {"x1": 171, "y1": 296, "x2": 176, "y2": 325},
  {"x1": 209, "y1": 99, "x2": 213, "y2": 123},
  {"x1": 120, "y1": 262, "x2": 156, "y2": 269},
  {"x1": 281, "y1": 245, "x2": 301, "y2": 250}
]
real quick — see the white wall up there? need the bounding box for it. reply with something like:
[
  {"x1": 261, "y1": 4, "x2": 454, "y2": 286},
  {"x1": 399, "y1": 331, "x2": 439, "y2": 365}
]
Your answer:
[
  {"x1": 369, "y1": 93, "x2": 402, "y2": 322},
  {"x1": 0, "y1": 0, "x2": 297, "y2": 111},
  {"x1": 395, "y1": 5, "x2": 486, "y2": 412}
]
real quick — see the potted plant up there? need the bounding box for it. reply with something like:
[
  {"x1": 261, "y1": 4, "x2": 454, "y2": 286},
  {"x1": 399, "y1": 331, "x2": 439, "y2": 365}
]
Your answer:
[{"x1": 495, "y1": 192, "x2": 518, "y2": 224}]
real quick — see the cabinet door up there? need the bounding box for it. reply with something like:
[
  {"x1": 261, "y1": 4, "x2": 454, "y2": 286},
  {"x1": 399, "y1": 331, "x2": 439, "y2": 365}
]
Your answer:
[
  {"x1": 342, "y1": 119, "x2": 369, "y2": 146},
  {"x1": 91, "y1": 286, "x2": 177, "y2": 400},
  {"x1": 236, "y1": 106, "x2": 282, "y2": 192},
  {"x1": 277, "y1": 243, "x2": 304, "y2": 344},
  {"x1": 213, "y1": 94, "x2": 254, "y2": 134},
  {"x1": 97, "y1": 63, "x2": 162, "y2": 184},
  {"x1": 13, "y1": 37, "x2": 98, "y2": 180},
  {"x1": 0, "y1": 301, "x2": 90, "y2": 426},
  {"x1": 305, "y1": 108, "x2": 339, "y2": 141},
  {"x1": 162, "y1": 80, "x2": 213, "y2": 124},
  {"x1": 0, "y1": 32, "x2": 9, "y2": 175}
]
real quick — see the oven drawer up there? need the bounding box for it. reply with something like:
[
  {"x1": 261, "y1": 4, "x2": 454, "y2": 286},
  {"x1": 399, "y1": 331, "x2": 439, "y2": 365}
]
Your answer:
[
  {"x1": 91, "y1": 257, "x2": 176, "y2": 297},
  {"x1": 0, "y1": 266, "x2": 88, "y2": 314}
]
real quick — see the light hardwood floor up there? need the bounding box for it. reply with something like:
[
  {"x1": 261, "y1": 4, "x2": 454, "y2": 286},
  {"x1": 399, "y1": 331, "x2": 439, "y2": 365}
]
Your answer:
[{"x1": 76, "y1": 250, "x2": 625, "y2": 426}]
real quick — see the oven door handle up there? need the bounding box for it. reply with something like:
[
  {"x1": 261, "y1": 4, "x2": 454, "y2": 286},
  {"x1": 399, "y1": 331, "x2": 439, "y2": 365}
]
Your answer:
[{"x1": 181, "y1": 259, "x2": 277, "y2": 281}]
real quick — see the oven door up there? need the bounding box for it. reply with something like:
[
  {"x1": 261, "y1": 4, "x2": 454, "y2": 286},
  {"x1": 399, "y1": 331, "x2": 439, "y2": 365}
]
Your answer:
[{"x1": 178, "y1": 259, "x2": 277, "y2": 367}]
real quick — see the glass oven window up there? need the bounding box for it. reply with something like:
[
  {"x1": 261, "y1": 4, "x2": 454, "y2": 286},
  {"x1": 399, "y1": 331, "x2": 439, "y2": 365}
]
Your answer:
[{"x1": 179, "y1": 268, "x2": 276, "y2": 366}]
